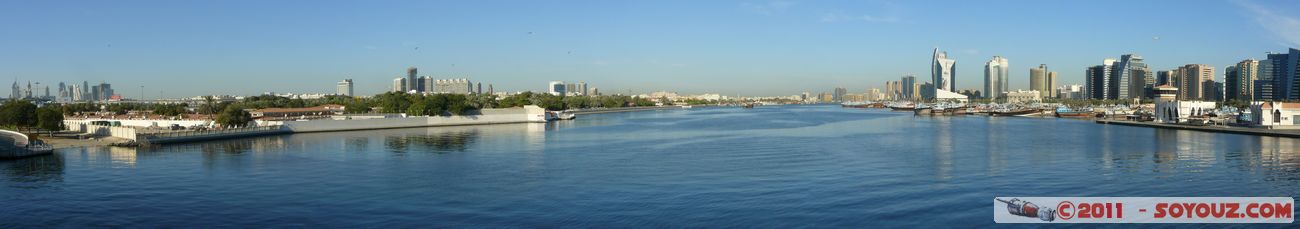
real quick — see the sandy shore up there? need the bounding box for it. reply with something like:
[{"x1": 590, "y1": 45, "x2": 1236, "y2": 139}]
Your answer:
[{"x1": 38, "y1": 136, "x2": 132, "y2": 149}]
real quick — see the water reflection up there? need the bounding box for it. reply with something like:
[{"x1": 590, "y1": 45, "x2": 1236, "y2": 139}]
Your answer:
[
  {"x1": 1, "y1": 154, "x2": 64, "y2": 187},
  {"x1": 985, "y1": 117, "x2": 1006, "y2": 176},
  {"x1": 932, "y1": 117, "x2": 954, "y2": 181},
  {"x1": 385, "y1": 130, "x2": 479, "y2": 153}
]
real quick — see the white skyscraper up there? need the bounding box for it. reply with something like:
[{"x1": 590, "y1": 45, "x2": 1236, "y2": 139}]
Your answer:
[
  {"x1": 984, "y1": 56, "x2": 1008, "y2": 99},
  {"x1": 337, "y1": 79, "x2": 353, "y2": 96},
  {"x1": 392, "y1": 78, "x2": 407, "y2": 93},
  {"x1": 932, "y1": 48, "x2": 957, "y2": 93}
]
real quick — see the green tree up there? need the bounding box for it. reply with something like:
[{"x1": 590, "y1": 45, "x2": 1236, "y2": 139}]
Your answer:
[
  {"x1": 344, "y1": 100, "x2": 371, "y2": 114},
  {"x1": 467, "y1": 93, "x2": 499, "y2": 109},
  {"x1": 36, "y1": 106, "x2": 63, "y2": 131},
  {"x1": 377, "y1": 92, "x2": 413, "y2": 113},
  {"x1": 407, "y1": 101, "x2": 429, "y2": 116},
  {"x1": 600, "y1": 96, "x2": 625, "y2": 108},
  {"x1": 498, "y1": 92, "x2": 533, "y2": 108},
  {"x1": 215, "y1": 105, "x2": 253, "y2": 128},
  {"x1": 0, "y1": 100, "x2": 38, "y2": 127},
  {"x1": 447, "y1": 95, "x2": 473, "y2": 115},
  {"x1": 563, "y1": 96, "x2": 589, "y2": 110}
]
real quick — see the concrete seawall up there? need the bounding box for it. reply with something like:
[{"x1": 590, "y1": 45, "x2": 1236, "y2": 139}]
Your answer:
[
  {"x1": 566, "y1": 106, "x2": 685, "y2": 115},
  {"x1": 57, "y1": 106, "x2": 550, "y2": 145},
  {"x1": 1096, "y1": 120, "x2": 1300, "y2": 138},
  {"x1": 281, "y1": 105, "x2": 548, "y2": 133}
]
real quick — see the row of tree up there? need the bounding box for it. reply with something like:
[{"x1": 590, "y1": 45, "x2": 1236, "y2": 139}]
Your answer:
[
  {"x1": 16, "y1": 91, "x2": 665, "y2": 129},
  {"x1": 0, "y1": 100, "x2": 64, "y2": 131}
]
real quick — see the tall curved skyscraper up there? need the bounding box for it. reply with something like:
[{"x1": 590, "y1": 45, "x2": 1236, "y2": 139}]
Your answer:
[
  {"x1": 932, "y1": 48, "x2": 957, "y2": 93},
  {"x1": 984, "y1": 56, "x2": 1008, "y2": 99}
]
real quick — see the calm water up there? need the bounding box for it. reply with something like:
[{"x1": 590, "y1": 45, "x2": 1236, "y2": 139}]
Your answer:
[{"x1": 3, "y1": 105, "x2": 1299, "y2": 227}]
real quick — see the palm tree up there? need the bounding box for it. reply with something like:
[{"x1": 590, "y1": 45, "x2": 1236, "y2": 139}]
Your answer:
[{"x1": 203, "y1": 96, "x2": 216, "y2": 121}]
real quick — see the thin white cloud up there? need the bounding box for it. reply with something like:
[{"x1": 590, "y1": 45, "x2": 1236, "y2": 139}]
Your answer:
[
  {"x1": 1235, "y1": 0, "x2": 1300, "y2": 47},
  {"x1": 820, "y1": 13, "x2": 899, "y2": 23},
  {"x1": 742, "y1": 0, "x2": 796, "y2": 15}
]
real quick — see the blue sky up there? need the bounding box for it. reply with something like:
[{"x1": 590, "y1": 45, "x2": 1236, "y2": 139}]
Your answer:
[{"x1": 3, "y1": 0, "x2": 1299, "y2": 98}]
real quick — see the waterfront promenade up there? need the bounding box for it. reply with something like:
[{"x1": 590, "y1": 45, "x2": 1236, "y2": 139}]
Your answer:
[
  {"x1": 565, "y1": 105, "x2": 687, "y2": 115},
  {"x1": 1096, "y1": 120, "x2": 1300, "y2": 138}
]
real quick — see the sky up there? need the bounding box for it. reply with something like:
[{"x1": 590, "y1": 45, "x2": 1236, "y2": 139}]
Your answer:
[{"x1": 3, "y1": 0, "x2": 1300, "y2": 98}]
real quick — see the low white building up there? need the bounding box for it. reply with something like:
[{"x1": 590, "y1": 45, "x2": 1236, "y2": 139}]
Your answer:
[
  {"x1": 1003, "y1": 90, "x2": 1041, "y2": 104},
  {"x1": 934, "y1": 89, "x2": 968, "y2": 102},
  {"x1": 1154, "y1": 100, "x2": 1217, "y2": 123},
  {"x1": 1250, "y1": 101, "x2": 1300, "y2": 129}
]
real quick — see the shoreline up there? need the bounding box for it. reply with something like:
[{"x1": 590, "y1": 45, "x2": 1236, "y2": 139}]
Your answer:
[
  {"x1": 565, "y1": 106, "x2": 687, "y2": 115},
  {"x1": 40, "y1": 136, "x2": 133, "y2": 150},
  {"x1": 1096, "y1": 120, "x2": 1300, "y2": 137}
]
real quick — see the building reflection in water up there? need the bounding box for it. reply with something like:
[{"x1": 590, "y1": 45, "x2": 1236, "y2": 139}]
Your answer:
[
  {"x1": 1151, "y1": 129, "x2": 1217, "y2": 169},
  {"x1": 985, "y1": 117, "x2": 1006, "y2": 176},
  {"x1": 1153, "y1": 129, "x2": 1180, "y2": 173},
  {"x1": 386, "y1": 130, "x2": 480, "y2": 153},
  {"x1": 933, "y1": 117, "x2": 954, "y2": 181},
  {"x1": 1255, "y1": 137, "x2": 1300, "y2": 181}
]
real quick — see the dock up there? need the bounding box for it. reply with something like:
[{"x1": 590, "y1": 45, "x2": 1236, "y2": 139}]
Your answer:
[
  {"x1": 1095, "y1": 120, "x2": 1300, "y2": 138},
  {"x1": 565, "y1": 106, "x2": 687, "y2": 115},
  {"x1": 137, "y1": 125, "x2": 292, "y2": 144}
]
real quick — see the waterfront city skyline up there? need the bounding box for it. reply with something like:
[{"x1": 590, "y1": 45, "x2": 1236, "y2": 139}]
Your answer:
[{"x1": 2, "y1": 0, "x2": 1299, "y2": 98}]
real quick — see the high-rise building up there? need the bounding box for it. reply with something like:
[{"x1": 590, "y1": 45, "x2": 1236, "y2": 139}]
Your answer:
[
  {"x1": 1113, "y1": 54, "x2": 1150, "y2": 99},
  {"x1": 1226, "y1": 59, "x2": 1261, "y2": 102},
  {"x1": 95, "y1": 82, "x2": 113, "y2": 101},
  {"x1": 90, "y1": 84, "x2": 100, "y2": 101},
  {"x1": 932, "y1": 48, "x2": 957, "y2": 93},
  {"x1": 57, "y1": 82, "x2": 65, "y2": 101},
  {"x1": 434, "y1": 79, "x2": 473, "y2": 94},
  {"x1": 1176, "y1": 64, "x2": 1215, "y2": 100},
  {"x1": 1046, "y1": 71, "x2": 1058, "y2": 99},
  {"x1": 1269, "y1": 48, "x2": 1300, "y2": 100},
  {"x1": 1157, "y1": 70, "x2": 1176, "y2": 86},
  {"x1": 392, "y1": 77, "x2": 407, "y2": 92},
  {"x1": 1225, "y1": 66, "x2": 1238, "y2": 100},
  {"x1": 548, "y1": 81, "x2": 566, "y2": 96},
  {"x1": 337, "y1": 79, "x2": 354, "y2": 96},
  {"x1": 406, "y1": 67, "x2": 418, "y2": 91},
  {"x1": 9, "y1": 80, "x2": 17, "y2": 99},
  {"x1": 883, "y1": 81, "x2": 894, "y2": 99},
  {"x1": 1256, "y1": 52, "x2": 1287, "y2": 100},
  {"x1": 81, "y1": 81, "x2": 89, "y2": 101},
  {"x1": 1086, "y1": 58, "x2": 1117, "y2": 100},
  {"x1": 984, "y1": 56, "x2": 1009, "y2": 99},
  {"x1": 70, "y1": 84, "x2": 82, "y2": 101},
  {"x1": 578, "y1": 82, "x2": 588, "y2": 96},
  {"x1": 1030, "y1": 64, "x2": 1049, "y2": 98},
  {"x1": 419, "y1": 76, "x2": 433, "y2": 93},
  {"x1": 1206, "y1": 81, "x2": 1224, "y2": 101},
  {"x1": 832, "y1": 87, "x2": 847, "y2": 102},
  {"x1": 900, "y1": 75, "x2": 916, "y2": 100}
]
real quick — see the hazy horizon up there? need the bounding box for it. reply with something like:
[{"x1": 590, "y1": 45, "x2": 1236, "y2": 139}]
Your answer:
[{"x1": 3, "y1": 0, "x2": 1299, "y2": 98}]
